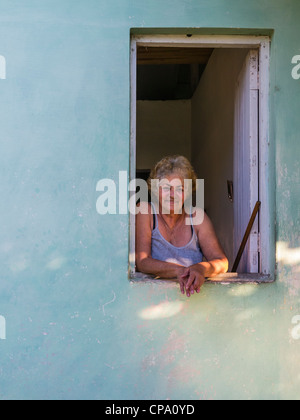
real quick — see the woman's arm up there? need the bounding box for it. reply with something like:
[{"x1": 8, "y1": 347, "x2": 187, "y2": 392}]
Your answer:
[
  {"x1": 195, "y1": 212, "x2": 229, "y2": 275},
  {"x1": 135, "y1": 202, "x2": 185, "y2": 280},
  {"x1": 183, "y1": 211, "x2": 229, "y2": 295}
]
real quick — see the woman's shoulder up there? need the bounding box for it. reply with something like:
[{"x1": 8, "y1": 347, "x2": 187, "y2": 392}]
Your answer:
[
  {"x1": 188, "y1": 206, "x2": 206, "y2": 227},
  {"x1": 135, "y1": 201, "x2": 154, "y2": 232},
  {"x1": 136, "y1": 201, "x2": 153, "y2": 215},
  {"x1": 190, "y1": 208, "x2": 217, "y2": 241}
]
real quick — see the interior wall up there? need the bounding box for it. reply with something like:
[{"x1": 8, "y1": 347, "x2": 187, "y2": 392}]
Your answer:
[
  {"x1": 136, "y1": 100, "x2": 191, "y2": 170},
  {"x1": 191, "y1": 48, "x2": 249, "y2": 267}
]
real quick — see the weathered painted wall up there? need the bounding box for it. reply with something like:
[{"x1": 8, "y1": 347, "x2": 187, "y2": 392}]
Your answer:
[{"x1": 0, "y1": 0, "x2": 299, "y2": 400}]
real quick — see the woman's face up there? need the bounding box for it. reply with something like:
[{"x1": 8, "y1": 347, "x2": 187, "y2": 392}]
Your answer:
[{"x1": 158, "y1": 173, "x2": 186, "y2": 215}]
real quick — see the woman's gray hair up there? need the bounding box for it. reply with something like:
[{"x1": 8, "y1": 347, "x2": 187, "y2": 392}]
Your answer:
[{"x1": 147, "y1": 155, "x2": 198, "y2": 197}]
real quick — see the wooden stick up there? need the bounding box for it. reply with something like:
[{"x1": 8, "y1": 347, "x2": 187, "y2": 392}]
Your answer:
[{"x1": 231, "y1": 201, "x2": 261, "y2": 273}]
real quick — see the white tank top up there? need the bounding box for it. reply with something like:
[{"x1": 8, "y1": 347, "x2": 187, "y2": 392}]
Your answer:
[{"x1": 150, "y1": 202, "x2": 203, "y2": 267}]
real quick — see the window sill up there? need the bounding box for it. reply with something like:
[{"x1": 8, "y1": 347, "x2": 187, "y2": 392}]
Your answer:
[{"x1": 130, "y1": 272, "x2": 273, "y2": 284}]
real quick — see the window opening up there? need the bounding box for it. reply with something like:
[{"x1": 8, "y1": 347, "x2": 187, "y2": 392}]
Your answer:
[{"x1": 130, "y1": 35, "x2": 272, "y2": 282}]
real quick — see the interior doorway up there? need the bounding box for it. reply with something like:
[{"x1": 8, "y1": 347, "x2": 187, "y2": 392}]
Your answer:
[{"x1": 130, "y1": 34, "x2": 271, "y2": 278}]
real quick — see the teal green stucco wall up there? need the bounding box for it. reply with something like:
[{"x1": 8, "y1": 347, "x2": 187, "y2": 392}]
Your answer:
[{"x1": 0, "y1": 0, "x2": 299, "y2": 400}]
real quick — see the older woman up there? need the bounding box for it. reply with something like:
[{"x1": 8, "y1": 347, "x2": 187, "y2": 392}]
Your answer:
[{"x1": 135, "y1": 155, "x2": 228, "y2": 297}]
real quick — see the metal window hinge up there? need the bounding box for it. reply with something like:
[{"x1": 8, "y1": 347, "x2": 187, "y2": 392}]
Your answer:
[
  {"x1": 257, "y1": 232, "x2": 261, "y2": 253},
  {"x1": 250, "y1": 232, "x2": 261, "y2": 253}
]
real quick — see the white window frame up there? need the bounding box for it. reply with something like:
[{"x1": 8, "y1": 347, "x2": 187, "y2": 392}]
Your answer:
[{"x1": 129, "y1": 34, "x2": 272, "y2": 283}]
